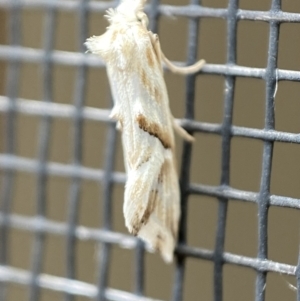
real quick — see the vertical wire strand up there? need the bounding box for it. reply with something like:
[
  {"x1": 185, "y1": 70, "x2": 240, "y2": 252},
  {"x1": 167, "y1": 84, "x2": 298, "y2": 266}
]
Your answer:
[
  {"x1": 297, "y1": 250, "x2": 300, "y2": 301},
  {"x1": 96, "y1": 121, "x2": 117, "y2": 301},
  {"x1": 172, "y1": 1, "x2": 201, "y2": 300},
  {"x1": 28, "y1": 2, "x2": 57, "y2": 301},
  {"x1": 0, "y1": 0, "x2": 21, "y2": 299},
  {"x1": 148, "y1": 0, "x2": 160, "y2": 33},
  {"x1": 95, "y1": 4, "x2": 119, "y2": 299},
  {"x1": 255, "y1": 1, "x2": 281, "y2": 300},
  {"x1": 213, "y1": 1, "x2": 238, "y2": 301},
  {"x1": 65, "y1": 1, "x2": 89, "y2": 301},
  {"x1": 134, "y1": 238, "x2": 145, "y2": 296}
]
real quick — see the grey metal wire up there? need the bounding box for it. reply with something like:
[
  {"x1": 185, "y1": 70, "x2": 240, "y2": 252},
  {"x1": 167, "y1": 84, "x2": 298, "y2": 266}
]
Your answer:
[
  {"x1": 0, "y1": 0, "x2": 22, "y2": 299},
  {"x1": 28, "y1": 2, "x2": 56, "y2": 300},
  {"x1": 0, "y1": 0, "x2": 300, "y2": 301}
]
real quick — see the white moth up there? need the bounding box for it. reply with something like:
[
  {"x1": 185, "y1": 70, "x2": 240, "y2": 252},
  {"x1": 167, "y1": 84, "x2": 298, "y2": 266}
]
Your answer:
[{"x1": 85, "y1": 0, "x2": 205, "y2": 262}]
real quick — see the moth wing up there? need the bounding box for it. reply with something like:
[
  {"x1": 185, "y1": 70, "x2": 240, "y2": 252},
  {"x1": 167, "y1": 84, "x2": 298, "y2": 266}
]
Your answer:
[
  {"x1": 116, "y1": 27, "x2": 180, "y2": 262},
  {"x1": 124, "y1": 141, "x2": 180, "y2": 263},
  {"x1": 137, "y1": 154, "x2": 180, "y2": 263},
  {"x1": 87, "y1": 24, "x2": 181, "y2": 262},
  {"x1": 123, "y1": 136, "x2": 163, "y2": 236}
]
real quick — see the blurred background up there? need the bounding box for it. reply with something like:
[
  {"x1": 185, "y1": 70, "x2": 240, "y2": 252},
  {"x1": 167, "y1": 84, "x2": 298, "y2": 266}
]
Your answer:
[{"x1": 0, "y1": 0, "x2": 299, "y2": 301}]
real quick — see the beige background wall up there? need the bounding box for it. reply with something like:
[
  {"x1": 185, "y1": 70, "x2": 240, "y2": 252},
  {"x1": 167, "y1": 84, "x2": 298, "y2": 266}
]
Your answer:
[{"x1": 0, "y1": 0, "x2": 299, "y2": 300}]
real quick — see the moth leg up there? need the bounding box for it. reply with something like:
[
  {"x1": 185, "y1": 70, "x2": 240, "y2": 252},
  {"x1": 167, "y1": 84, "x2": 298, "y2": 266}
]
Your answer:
[
  {"x1": 149, "y1": 31, "x2": 205, "y2": 75},
  {"x1": 149, "y1": 32, "x2": 163, "y2": 68},
  {"x1": 116, "y1": 121, "x2": 123, "y2": 131},
  {"x1": 109, "y1": 106, "x2": 123, "y2": 131},
  {"x1": 172, "y1": 118, "x2": 195, "y2": 142},
  {"x1": 162, "y1": 54, "x2": 205, "y2": 75}
]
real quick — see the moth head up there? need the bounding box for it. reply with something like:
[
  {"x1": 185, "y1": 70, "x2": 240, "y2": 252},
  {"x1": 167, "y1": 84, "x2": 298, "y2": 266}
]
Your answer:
[{"x1": 106, "y1": 0, "x2": 149, "y2": 28}]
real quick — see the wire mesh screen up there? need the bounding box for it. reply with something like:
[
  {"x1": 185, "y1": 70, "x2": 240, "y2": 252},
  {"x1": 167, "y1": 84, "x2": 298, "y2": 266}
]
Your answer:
[{"x1": 0, "y1": 0, "x2": 299, "y2": 300}]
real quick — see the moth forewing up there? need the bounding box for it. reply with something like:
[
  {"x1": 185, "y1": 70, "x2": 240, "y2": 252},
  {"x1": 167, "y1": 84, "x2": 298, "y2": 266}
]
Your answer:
[{"x1": 85, "y1": 0, "x2": 205, "y2": 263}]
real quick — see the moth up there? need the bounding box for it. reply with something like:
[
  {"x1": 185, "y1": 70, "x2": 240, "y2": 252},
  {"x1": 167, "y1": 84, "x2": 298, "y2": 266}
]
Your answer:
[{"x1": 85, "y1": 0, "x2": 205, "y2": 262}]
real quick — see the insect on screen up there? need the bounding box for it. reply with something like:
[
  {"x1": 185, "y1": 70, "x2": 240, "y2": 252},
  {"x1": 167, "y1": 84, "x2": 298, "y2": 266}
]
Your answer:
[{"x1": 0, "y1": 0, "x2": 299, "y2": 301}]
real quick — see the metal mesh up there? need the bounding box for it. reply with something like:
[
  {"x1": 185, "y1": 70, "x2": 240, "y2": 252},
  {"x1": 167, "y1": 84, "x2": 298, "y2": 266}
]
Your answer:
[{"x1": 0, "y1": 0, "x2": 299, "y2": 301}]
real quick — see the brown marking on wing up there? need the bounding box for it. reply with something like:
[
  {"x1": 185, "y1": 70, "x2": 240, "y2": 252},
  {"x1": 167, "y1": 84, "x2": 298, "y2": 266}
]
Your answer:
[
  {"x1": 108, "y1": 27, "x2": 135, "y2": 70},
  {"x1": 141, "y1": 190, "x2": 157, "y2": 225},
  {"x1": 122, "y1": 38, "x2": 135, "y2": 67},
  {"x1": 141, "y1": 69, "x2": 149, "y2": 89},
  {"x1": 158, "y1": 157, "x2": 170, "y2": 184},
  {"x1": 111, "y1": 26, "x2": 128, "y2": 42},
  {"x1": 127, "y1": 145, "x2": 152, "y2": 170},
  {"x1": 140, "y1": 68, "x2": 162, "y2": 103},
  {"x1": 131, "y1": 222, "x2": 139, "y2": 236},
  {"x1": 146, "y1": 46, "x2": 155, "y2": 68},
  {"x1": 128, "y1": 189, "x2": 158, "y2": 235},
  {"x1": 136, "y1": 114, "x2": 172, "y2": 149},
  {"x1": 128, "y1": 198, "x2": 148, "y2": 236},
  {"x1": 154, "y1": 87, "x2": 162, "y2": 103},
  {"x1": 136, "y1": 151, "x2": 151, "y2": 169}
]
